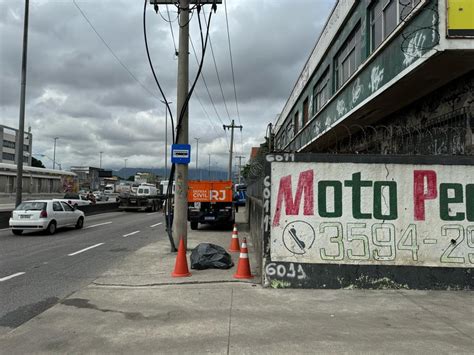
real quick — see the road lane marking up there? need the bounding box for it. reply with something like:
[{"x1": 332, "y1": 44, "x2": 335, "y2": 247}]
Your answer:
[
  {"x1": 85, "y1": 222, "x2": 112, "y2": 229},
  {"x1": 68, "y1": 243, "x2": 104, "y2": 256},
  {"x1": 123, "y1": 231, "x2": 140, "y2": 237},
  {"x1": 146, "y1": 212, "x2": 157, "y2": 215},
  {"x1": 150, "y1": 222, "x2": 163, "y2": 228},
  {"x1": 0, "y1": 272, "x2": 25, "y2": 282}
]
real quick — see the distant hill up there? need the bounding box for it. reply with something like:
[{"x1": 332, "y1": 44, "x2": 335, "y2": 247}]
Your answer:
[{"x1": 113, "y1": 167, "x2": 228, "y2": 180}]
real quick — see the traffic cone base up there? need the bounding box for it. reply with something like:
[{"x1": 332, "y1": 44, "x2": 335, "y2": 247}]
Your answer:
[
  {"x1": 172, "y1": 238, "x2": 191, "y2": 278},
  {"x1": 229, "y1": 224, "x2": 241, "y2": 252},
  {"x1": 234, "y1": 237, "x2": 254, "y2": 279}
]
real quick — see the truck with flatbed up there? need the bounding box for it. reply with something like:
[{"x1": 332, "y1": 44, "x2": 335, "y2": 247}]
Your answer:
[
  {"x1": 118, "y1": 183, "x2": 163, "y2": 212},
  {"x1": 187, "y1": 180, "x2": 235, "y2": 230}
]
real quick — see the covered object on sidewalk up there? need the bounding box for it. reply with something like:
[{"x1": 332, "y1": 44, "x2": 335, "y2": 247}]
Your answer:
[{"x1": 190, "y1": 243, "x2": 234, "y2": 270}]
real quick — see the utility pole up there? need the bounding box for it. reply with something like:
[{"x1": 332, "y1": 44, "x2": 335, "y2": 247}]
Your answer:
[
  {"x1": 150, "y1": 0, "x2": 221, "y2": 249},
  {"x1": 194, "y1": 137, "x2": 200, "y2": 178},
  {"x1": 99, "y1": 151, "x2": 103, "y2": 169},
  {"x1": 223, "y1": 119, "x2": 242, "y2": 181},
  {"x1": 15, "y1": 0, "x2": 29, "y2": 207},
  {"x1": 172, "y1": 0, "x2": 190, "y2": 249},
  {"x1": 208, "y1": 153, "x2": 211, "y2": 179},
  {"x1": 235, "y1": 155, "x2": 245, "y2": 185},
  {"x1": 161, "y1": 100, "x2": 172, "y2": 178},
  {"x1": 124, "y1": 158, "x2": 128, "y2": 169}
]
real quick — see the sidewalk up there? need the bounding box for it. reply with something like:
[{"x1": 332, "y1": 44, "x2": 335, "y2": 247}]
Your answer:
[{"x1": 1, "y1": 209, "x2": 473, "y2": 354}]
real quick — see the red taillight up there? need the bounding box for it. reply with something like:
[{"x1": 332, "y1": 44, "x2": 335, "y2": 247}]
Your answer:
[{"x1": 40, "y1": 210, "x2": 48, "y2": 218}]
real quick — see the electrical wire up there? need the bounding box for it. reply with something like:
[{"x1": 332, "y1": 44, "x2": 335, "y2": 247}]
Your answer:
[
  {"x1": 143, "y1": 0, "x2": 176, "y2": 251},
  {"x1": 189, "y1": 35, "x2": 229, "y2": 145},
  {"x1": 223, "y1": 0, "x2": 244, "y2": 156},
  {"x1": 143, "y1": 1, "x2": 175, "y2": 143},
  {"x1": 72, "y1": 0, "x2": 157, "y2": 99},
  {"x1": 202, "y1": 8, "x2": 232, "y2": 124},
  {"x1": 165, "y1": 5, "x2": 178, "y2": 56},
  {"x1": 223, "y1": 0, "x2": 240, "y2": 125}
]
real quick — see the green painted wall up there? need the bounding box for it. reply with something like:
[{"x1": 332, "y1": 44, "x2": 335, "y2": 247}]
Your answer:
[{"x1": 277, "y1": 0, "x2": 440, "y2": 152}]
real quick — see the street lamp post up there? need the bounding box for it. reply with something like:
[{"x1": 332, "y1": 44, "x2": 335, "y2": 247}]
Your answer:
[
  {"x1": 52, "y1": 137, "x2": 59, "y2": 169},
  {"x1": 208, "y1": 154, "x2": 211, "y2": 180}
]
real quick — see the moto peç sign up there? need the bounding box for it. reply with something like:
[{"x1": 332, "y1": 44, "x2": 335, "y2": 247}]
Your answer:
[{"x1": 270, "y1": 162, "x2": 474, "y2": 268}]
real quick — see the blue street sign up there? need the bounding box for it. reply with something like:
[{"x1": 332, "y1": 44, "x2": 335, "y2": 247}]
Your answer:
[{"x1": 171, "y1": 144, "x2": 191, "y2": 164}]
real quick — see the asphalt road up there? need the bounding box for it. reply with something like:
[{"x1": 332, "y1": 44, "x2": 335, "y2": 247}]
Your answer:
[{"x1": 0, "y1": 210, "x2": 167, "y2": 335}]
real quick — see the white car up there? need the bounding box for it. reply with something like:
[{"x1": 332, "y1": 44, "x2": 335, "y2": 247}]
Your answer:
[
  {"x1": 9, "y1": 200, "x2": 85, "y2": 235},
  {"x1": 54, "y1": 193, "x2": 92, "y2": 207}
]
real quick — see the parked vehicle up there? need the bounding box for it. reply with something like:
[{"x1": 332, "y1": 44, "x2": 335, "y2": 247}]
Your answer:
[
  {"x1": 93, "y1": 191, "x2": 109, "y2": 201},
  {"x1": 234, "y1": 184, "x2": 247, "y2": 207},
  {"x1": 119, "y1": 183, "x2": 163, "y2": 212},
  {"x1": 104, "y1": 184, "x2": 115, "y2": 194},
  {"x1": 9, "y1": 200, "x2": 85, "y2": 235},
  {"x1": 54, "y1": 193, "x2": 92, "y2": 207},
  {"x1": 187, "y1": 180, "x2": 235, "y2": 230}
]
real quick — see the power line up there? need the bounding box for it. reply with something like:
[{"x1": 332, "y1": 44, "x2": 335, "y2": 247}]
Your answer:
[
  {"x1": 202, "y1": 8, "x2": 232, "y2": 124},
  {"x1": 189, "y1": 35, "x2": 229, "y2": 144},
  {"x1": 224, "y1": 0, "x2": 240, "y2": 125},
  {"x1": 165, "y1": 5, "x2": 178, "y2": 56},
  {"x1": 192, "y1": 89, "x2": 221, "y2": 137},
  {"x1": 72, "y1": 0, "x2": 158, "y2": 99},
  {"x1": 223, "y1": 0, "x2": 243, "y2": 155}
]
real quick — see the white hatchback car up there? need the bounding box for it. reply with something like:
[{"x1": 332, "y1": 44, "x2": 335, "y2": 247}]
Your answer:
[{"x1": 9, "y1": 200, "x2": 85, "y2": 235}]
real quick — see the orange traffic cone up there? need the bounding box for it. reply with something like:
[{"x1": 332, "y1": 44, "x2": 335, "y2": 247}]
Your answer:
[
  {"x1": 171, "y1": 237, "x2": 191, "y2": 277},
  {"x1": 234, "y1": 237, "x2": 253, "y2": 279},
  {"x1": 229, "y1": 224, "x2": 241, "y2": 252}
]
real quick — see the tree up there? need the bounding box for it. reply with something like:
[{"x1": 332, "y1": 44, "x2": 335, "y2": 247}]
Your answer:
[
  {"x1": 32, "y1": 157, "x2": 45, "y2": 168},
  {"x1": 127, "y1": 175, "x2": 134, "y2": 181}
]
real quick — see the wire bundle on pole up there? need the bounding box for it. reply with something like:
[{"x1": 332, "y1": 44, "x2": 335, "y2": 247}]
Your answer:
[{"x1": 143, "y1": 0, "x2": 216, "y2": 251}]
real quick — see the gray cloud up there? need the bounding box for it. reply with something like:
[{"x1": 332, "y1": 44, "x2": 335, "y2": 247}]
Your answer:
[{"x1": 0, "y1": 0, "x2": 335, "y2": 170}]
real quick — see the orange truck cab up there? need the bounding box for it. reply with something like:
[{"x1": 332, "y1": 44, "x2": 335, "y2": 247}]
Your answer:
[{"x1": 187, "y1": 180, "x2": 235, "y2": 230}]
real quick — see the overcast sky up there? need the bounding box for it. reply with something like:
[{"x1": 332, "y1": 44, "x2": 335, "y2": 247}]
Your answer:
[{"x1": 0, "y1": 0, "x2": 335, "y2": 171}]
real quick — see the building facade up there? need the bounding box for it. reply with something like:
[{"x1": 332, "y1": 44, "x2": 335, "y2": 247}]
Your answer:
[
  {"x1": 0, "y1": 124, "x2": 33, "y2": 166},
  {"x1": 274, "y1": 0, "x2": 474, "y2": 155}
]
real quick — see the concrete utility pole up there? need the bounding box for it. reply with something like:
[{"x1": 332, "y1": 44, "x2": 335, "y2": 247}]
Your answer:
[
  {"x1": 99, "y1": 151, "x2": 103, "y2": 169},
  {"x1": 15, "y1": 0, "x2": 29, "y2": 207},
  {"x1": 150, "y1": 0, "x2": 221, "y2": 248},
  {"x1": 172, "y1": 0, "x2": 190, "y2": 249},
  {"x1": 235, "y1": 155, "x2": 245, "y2": 184},
  {"x1": 223, "y1": 119, "x2": 242, "y2": 181}
]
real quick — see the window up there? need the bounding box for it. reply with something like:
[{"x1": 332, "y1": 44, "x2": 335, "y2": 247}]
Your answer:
[
  {"x1": 370, "y1": 0, "x2": 422, "y2": 52},
  {"x1": 2, "y1": 152, "x2": 15, "y2": 161},
  {"x1": 313, "y1": 68, "x2": 330, "y2": 114},
  {"x1": 303, "y1": 98, "x2": 309, "y2": 126},
  {"x1": 61, "y1": 202, "x2": 74, "y2": 211},
  {"x1": 334, "y1": 24, "x2": 361, "y2": 91},
  {"x1": 3, "y1": 140, "x2": 15, "y2": 149},
  {"x1": 294, "y1": 111, "x2": 299, "y2": 134},
  {"x1": 53, "y1": 202, "x2": 63, "y2": 211}
]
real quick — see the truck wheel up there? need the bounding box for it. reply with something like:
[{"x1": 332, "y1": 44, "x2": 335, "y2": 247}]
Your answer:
[{"x1": 190, "y1": 221, "x2": 198, "y2": 230}]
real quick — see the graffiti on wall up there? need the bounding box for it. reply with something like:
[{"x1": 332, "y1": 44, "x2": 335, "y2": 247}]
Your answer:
[{"x1": 271, "y1": 162, "x2": 474, "y2": 268}]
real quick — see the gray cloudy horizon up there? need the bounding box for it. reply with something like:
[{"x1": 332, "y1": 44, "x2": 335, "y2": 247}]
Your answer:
[{"x1": 0, "y1": 0, "x2": 335, "y2": 171}]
